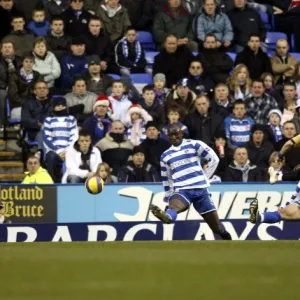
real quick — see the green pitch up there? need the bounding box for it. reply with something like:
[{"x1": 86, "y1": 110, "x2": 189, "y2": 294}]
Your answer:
[{"x1": 0, "y1": 241, "x2": 299, "y2": 300}]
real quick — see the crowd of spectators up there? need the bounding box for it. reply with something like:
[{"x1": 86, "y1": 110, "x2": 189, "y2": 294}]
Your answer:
[{"x1": 1, "y1": 0, "x2": 300, "y2": 184}]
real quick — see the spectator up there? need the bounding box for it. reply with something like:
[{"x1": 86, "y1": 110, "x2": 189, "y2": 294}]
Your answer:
[
  {"x1": 282, "y1": 82, "x2": 297, "y2": 106},
  {"x1": 8, "y1": 52, "x2": 43, "y2": 119},
  {"x1": 84, "y1": 55, "x2": 113, "y2": 95},
  {"x1": 60, "y1": 36, "x2": 88, "y2": 91},
  {"x1": 83, "y1": 94, "x2": 112, "y2": 145},
  {"x1": 45, "y1": 0, "x2": 70, "y2": 19},
  {"x1": 224, "y1": 147, "x2": 265, "y2": 182},
  {"x1": 235, "y1": 34, "x2": 272, "y2": 80},
  {"x1": 292, "y1": 62, "x2": 300, "y2": 99},
  {"x1": 184, "y1": 95, "x2": 223, "y2": 146},
  {"x1": 0, "y1": 40, "x2": 22, "y2": 126},
  {"x1": 271, "y1": 39, "x2": 298, "y2": 86},
  {"x1": 224, "y1": 99, "x2": 255, "y2": 149},
  {"x1": 62, "y1": 129, "x2": 102, "y2": 183},
  {"x1": 27, "y1": 8, "x2": 51, "y2": 37},
  {"x1": 21, "y1": 80, "x2": 53, "y2": 142},
  {"x1": 139, "y1": 84, "x2": 166, "y2": 128},
  {"x1": 227, "y1": 64, "x2": 251, "y2": 100},
  {"x1": 281, "y1": 100, "x2": 296, "y2": 125},
  {"x1": 187, "y1": 60, "x2": 215, "y2": 95},
  {"x1": 96, "y1": 120, "x2": 134, "y2": 177},
  {"x1": 196, "y1": 33, "x2": 233, "y2": 84},
  {"x1": 245, "y1": 79, "x2": 278, "y2": 125},
  {"x1": 115, "y1": 27, "x2": 147, "y2": 75},
  {"x1": 61, "y1": 0, "x2": 91, "y2": 38},
  {"x1": 194, "y1": 0, "x2": 233, "y2": 49},
  {"x1": 118, "y1": 145, "x2": 160, "y2": 182},
  {"x1": 292, "y1": 99, "x2": 300, "y2": 133},
  {"x1": 211, "y1": 83, "x2": 232, "y2": 119},
  {"x1": 247, "y1": 124, "x2": 274, "y2": 168},
  {"x1": 153, "y1": 0, "x2": 197, "y2": 51},
  {"x1": 65, "y1": 77, "x2": 97, "y2": 124},
  {"x1": 22, "y1": 154, "x2": 54, "y2": 184},
  {"x1": 267, "y1": 109, "x2": 283, "y2": 144},
  {"x1": 108, "y1": 80, "x2": 132, "y2": 124},
  {"x1": 140, "y1": 121, "x2": 170, "y2": 175},
  {"x1": 3, "y1": 15, "x2": 35, "y2": 58},
  {"x1": 32, "y1": 37, "x2": 61, "y2": 89},
  {"x1": 227, "y1": 0, "x2": 266, "y2": 53},
  {"x1": 124, "y1": 104, "x2": 152, "y2": 146},
  {"x1": 153, "y1": 35, "x2": 194, "y2": 88},
  {"x1": 95, "y1": 162, "x2": 114, "y2": 183},
  {"x1": 13, "y1": 0, "x2": 42, "y2": 22},
  {"x1": 46, "y1": 16, "x2": 72, "y2": 61},
  {"x1": 166, "y1": 78, "x2": 196, "y2": 114},
  {"x1": 267, "y1": 151, "x2": 291, "y2": 182},
  {"x1": 95, "y1": 0, "x2": 131, "y2": 43},
  {"x1": 153, "y1": 73, "x2": 171, "y2": 105}
]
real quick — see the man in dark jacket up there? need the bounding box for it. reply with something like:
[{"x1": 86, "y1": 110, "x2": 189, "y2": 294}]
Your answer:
[
  {"x1": 184, "y1": 95, "x2": 224, "y2": 146},
  {"x1": 153, "y1": 34, "x2": 194, "y2": 88},
  {"x1": 118, "y1": 145, "x2": 160, "y2": 182},
  {"x1": 196, "y1": 33, "x2": 233, "y2": 84},
  {"x1": 45, "y1": 0, "x2": 70, "y2": 19},
  {"x1": 235, "y1": 34, "x2": 272, "y2": 80}
]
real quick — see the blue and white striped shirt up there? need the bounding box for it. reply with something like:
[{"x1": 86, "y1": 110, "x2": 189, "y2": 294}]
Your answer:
[{"x1": 160, "y1": 139, "x2": 219, "y2": 197}]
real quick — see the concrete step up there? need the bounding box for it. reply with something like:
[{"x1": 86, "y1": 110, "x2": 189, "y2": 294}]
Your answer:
[
  {"x1": 0, "y1": 161, "x2": 23, "y2": 167},
  {"x1": 0, "y1": 173, "x2": 24, "y2": 182},
  {"x1": 0, "y1": 151, "x2": 16, "y2": 157}
]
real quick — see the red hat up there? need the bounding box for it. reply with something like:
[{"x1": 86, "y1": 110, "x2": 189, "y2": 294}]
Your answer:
[
  {"x1": 128, "y1": 104, "x2": 142, "y2": 115},
  {"x1": 93, "y1": 95, "x2": 111, "y2": 112}
]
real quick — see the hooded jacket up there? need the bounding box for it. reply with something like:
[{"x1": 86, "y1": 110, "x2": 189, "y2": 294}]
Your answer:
[{"x1": 22, "y1": 166, "x2": 54, "y2": 184}]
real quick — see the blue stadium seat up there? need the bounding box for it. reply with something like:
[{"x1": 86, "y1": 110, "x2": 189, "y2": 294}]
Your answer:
[
  {"x1": 137, "y1": 31, "x2": 156, "y2": 51},
  {"x1": 265, "y1": 32, "x2": 288, "y2": 51},
  {"x1": 290, "y1": 52, "x2": 300, "y2": 61},
  {"x1": 108, "y1": 74, "x2": 121, "y2": 80},
  {"x1": 129, "y1": 73, "x2": 153, "y2": 84},
  {"x1": 227, "y1": 52, "x2": 236, "y2": 62},
  {"x1": 260, "y1": 11, "x2": 272, "y2": 30},
  {"x1": 145, "y1": 51, "x2": 159, "y2": 65}
]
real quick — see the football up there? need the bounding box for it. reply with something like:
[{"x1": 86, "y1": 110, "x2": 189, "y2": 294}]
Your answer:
[{"x1": 85, "y1": 175, "x2": 104, "y2": 195}]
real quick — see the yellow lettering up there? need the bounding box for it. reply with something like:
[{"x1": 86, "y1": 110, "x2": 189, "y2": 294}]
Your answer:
[
  {"x1": 35, "y1": 186, "x2": 43, "y2": 200},
  {"x1": 37, "y1": 206, "x2": 44, "y2": 217},
  {"x1": 4, "y1": 201, "x2": 14, "y2": 217},
  {"x1": 1, "y1": 189, "x2": 8, "y2": 201}
]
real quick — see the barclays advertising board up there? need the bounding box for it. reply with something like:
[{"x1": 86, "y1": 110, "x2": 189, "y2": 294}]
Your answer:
[{"x1": 57, "y1": 183, "x2": 296, "y2": 223}]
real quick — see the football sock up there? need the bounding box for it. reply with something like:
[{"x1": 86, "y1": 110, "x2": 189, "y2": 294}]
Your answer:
[
  {"x1": 165, "y1": 208, "x2": 177, "y2": 221},
  {"x1": 219, "y1": 223, "x2": 232, "y2": 240},
  {"x1": 260, "y1": 211, "x2": 281, "y2": 224}
]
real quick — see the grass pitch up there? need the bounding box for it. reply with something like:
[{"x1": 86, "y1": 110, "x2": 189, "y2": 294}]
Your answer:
[{"x1": 0, "y1": 241, "x2": 299, "y2": 300}]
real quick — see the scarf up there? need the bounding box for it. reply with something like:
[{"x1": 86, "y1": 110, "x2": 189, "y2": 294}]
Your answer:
[
  {"x1": 97, "y1": 116, "x2": 111, "y2": 131},
  {"x1": 233, "y1": 159, "x2": 252, "y2": 182},
  {"x1": 121, "y1": 38, "x2": 142, "y2": 66},
  {"x1": 234, "y1": 85, "x2": 249, "y2": 100},
  {"x1": 269, "y1": 124, "x2": 283, "y2": 142},
  {"x1": 20, "y1": 67, "x2": 34, "y2": 83},
  {"x1": 74, "y1": 142, "x2": 93, "y2": 172},
  {"x1": 106, "y1": 5, "x2": 119, "y2": 17}
]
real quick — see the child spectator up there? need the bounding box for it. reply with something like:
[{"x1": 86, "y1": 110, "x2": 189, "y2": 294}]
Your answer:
[
  {"x1": 124, "y1": 104, "x2": 152, "y2": 146},
  {"x1": 27, "y1": 8, "x2": 51, "y2": 37},
  {"x1": 224, "y1": 99, "x2": 255, "y2": 149},
  {"x1": 109, "y1": 80, "x2": 132, "y2": 124},
  {"x1": 161, "y1": 106, "x2": 188, "y2": 141},
  {"x1": 115, "y1": 27, "x2": 147, "y2": 75},
  {"x1": 96, "y1": 162, "x2": 114, "y2": 183},
  {"x1": 153, "y1": 73, "x2": 170, "y2": 105},
  {"x1": 281, "y1": 100, "x2": 296, "y2": 125},
  {"x1": 268, "y1": 109, "x2": 283, "y2": 143},
  {"x1": 139, "y1": 84, "x2": 166, "y2": 128}
]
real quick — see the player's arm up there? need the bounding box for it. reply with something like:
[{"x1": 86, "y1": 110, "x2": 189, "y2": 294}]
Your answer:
[
  {"x1": 194, "y1": 140, "x2": 220, "y2": 179},
  {"x1": 160, "y1": 159, "x2": 174, "y2": 202},
  {"x1": 279, "y1": 134, "x2": 300, "y2": 158}
]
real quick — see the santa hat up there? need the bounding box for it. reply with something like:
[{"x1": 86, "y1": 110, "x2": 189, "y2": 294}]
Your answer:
[
  {"x1": 93, "y1": 95, "x2": 111, "y2": 112},
  {"x1": 128, "y1": 104, "x2": 142, "y2": 115}
]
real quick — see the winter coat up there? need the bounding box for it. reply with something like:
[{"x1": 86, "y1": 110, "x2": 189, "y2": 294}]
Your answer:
[
  {"x1": 45, "y1": 0, "x2": 70, "y2": 19},
  {"x1": 65, "y1": 91, "x2": 97, "y2": 114},
  {"x1": 22, "y1": 167, "x2": 54, "y2": 184},
  {"x1": 33, "y1": 51, "x2": 61, "y2": 88},
  {"x1": 247, "y1": 140, "x2": 275, "y2": 168},
  {"x1": 27, "y1": 20, "x2": 51, "y2": 37},
  {"x1": 166, "y1": 89, "x2": 197, "y2": 114},
  {"x1": 275, "y1": 137, "x2": 300, "y2": 170},
  {"x1": 187, "y1": 74, "x2": 215, "y2": 95},
  {"x1": 46, "y1": 34, "x2": 72, "y2": 60},
  {"x1": 0, "y1": 55, "x2": 22, "y2": 90},
  {"x1": 139, "y1": 98, "x2": 166, "y2": 128},
  {"x1": 109, "y1": 94, "x2": 132, "y2": 124},
  {"x1": 83, "y1": 72, "x2": 114, "y2": 95}
]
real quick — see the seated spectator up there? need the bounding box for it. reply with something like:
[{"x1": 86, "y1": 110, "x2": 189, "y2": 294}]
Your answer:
[
  {"x1": 245, "y1": 79, "x2": 278, "y2": 125},
  {"x1": 46, "y1": 16, "x2": 71, "y2": 60},
  {"x1": 96, "y1": 120, "x2": 134, "y2": 177},
  {"x1": 187, "y1": 60, "x2": 215, "y2": 95},
  {"x1": 271, "y1": 39, "x2": 298, "y2": 86},
  {"x1": 210, "y1": 83, "x2": 232, "y2": 119},
  {"x1": 224, "y1": 99, "x2": 255, "y2": 149},
  {"x1": 223, "y1": 146, "x2": 265, "y2": 182},
  {"x1": 227, "y1": 64, "x2": 251, "y2": 101},
  {"x1": 139, "y1": 84, "x2": 166, "y2": 128},
  {"x1": 153, "y1": 34, "x2": 194, "y2": 88},
  {"x1": 292, "y1": 100, "x2": 300, "y2": 133},
  {"x1": 153, "y1": 73, "x2": 171, "y2": 106},
  {"x1": 161, "y1": 105, "x2": 188, "y2": 141},
  {"x1": 22, "y1": 154, "x2": 54, "y2": 184},
  {"x1": 21, "y1": 80, "x2": 53, "y2": 142},
  {"x1": 61, "y1": 0, "x2": 91, "y2": 38},
  {"x1": 267, "y1": 151, "x2": 291, "y2": 182},
  {"x1": 95, "y1": 0, "x2": 131, "y2": 43},
  {"x1": 196, "y1": 33, "x2": 233, "y2": 84},
  {"x1": 235, "y1": 34, "x2": 272, "y2": 80},
  {"x1": 118, "y1": 145, "x2": 160, "y2": 182},
  {"x1": 8, "y1": 53, "x2": 43, "y2": 119},
  {"x1": 62, "y1": 129, "x2": 102, "y2": 183},
  {"x1": 166, "y1": 78, "x2": 196, "y2": 114},
  {"x1": 84, "y1": 55, "x2": 113, "y2": 95},
  {"x1": 247, "y1": 124, "x2": 274, "y2": 168},
  {"x1": 153, "y1": 0, "x2": 197, "y2": 51},
  {"x1": 282, "y1": 82, "x2": 297, "y2": 107},
  {"x1": 108, "y1": 80, "x2": 132, "y2": 124},
  {"x1": 95, "y1": 162, "x2": 114, "y2": 183},
  {"x1": 267, "y1": 109, "x2": 283, "y2": 143},
  {"x1": 140, "y1": 121, "x2": 170, "y2": 175},
  {"x1": 184, "y1": 95, "x2": 223, "y2": 146},
  {"x1": 3, "y1": 15, "x2": 35, "y2": 58},
  {"x1": 27, "y1": 8, "x2": 51, "y2": 37},
  {"x1": 60, "y1": 36, "x2": 88, "y2": 91},
  {"x1": 227, "y1": 0, "x2": 266, "y2": 53},
  {"x1": 281, "y1": 100, "x2": 296, "y2": 125},
  {"x1": 43, "y1": 97, "x2": 78, "y2": 183},
  {"x1": 115, "y1": 27, "x2": 147, "y2": 75},
  {"x1": 65, "y1": 77, "x2": 97, "y2": 125},
  {"x1": 195, "y1": 0, "x2": 233, "y2": 50},
  {"x1": 83, "y1": 95, "x2": 112, "y2": 145},
  {"x1": 45, "y1": 0, "x2": 70, "y2": 19},
  {"x1": 32, "y1": 37, "x2": 61, "y2": 89}
]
